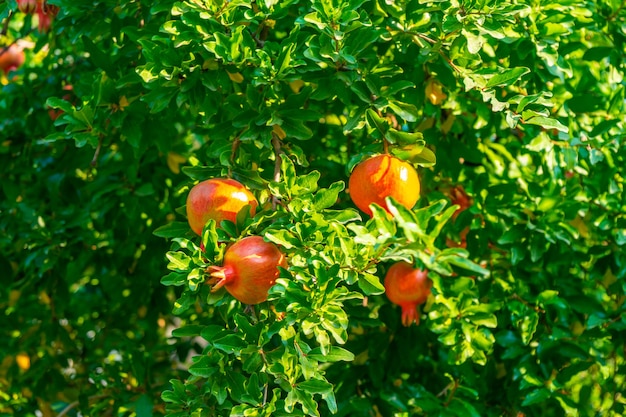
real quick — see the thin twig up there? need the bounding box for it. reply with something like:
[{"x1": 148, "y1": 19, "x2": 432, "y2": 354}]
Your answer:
[
  {"x1": 271, "y1": 132, "x2": 282, "y2": 210},
  {"x1": 57, "y1": 394, "x2": 109, "y2": 417},
  {"x1": 1, "y1": 10, "x2": 12, "y2": 37},
  {"x1": 608, "y1": 0, "x2": 625, "y2": 21},
  {"x1": 390, "y1": 26, "x2": 463, "y2": 74},
  {"x1": 90, "y1": 135, "x2": 103, "y2": 167},
  {"x1": 229, "y1": 136, "x2": 241, "y2": 177},
  {"x1": 438, "y1": 51, "x2": 462, "y2": 73}
]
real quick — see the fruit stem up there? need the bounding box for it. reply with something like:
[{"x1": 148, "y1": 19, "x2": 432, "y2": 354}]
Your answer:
[
  {"x1": 271, "y1": 132, "x2": 282, "y2": 211},
  {"x1": 383, "y1": 138, "x2": 389, "y2": 154}
]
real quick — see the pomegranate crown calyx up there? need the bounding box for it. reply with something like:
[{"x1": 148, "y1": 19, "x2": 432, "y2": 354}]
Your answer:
[{"x1": 207, "y1": 265, "x2": 233, "y2": 292}]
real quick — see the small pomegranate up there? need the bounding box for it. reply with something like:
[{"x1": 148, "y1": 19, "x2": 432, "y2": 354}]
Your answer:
[
  {"x1": 449, "y1": 185, "x2": 471, "y2": 220},
  {"x1": 35, "y1": 1, "x2": 56, "y2": 33},
  {"x1": 0, "y1": 45, "x2": 25, "y2": 75},
  {"x1": 186, "y1": 178, "x2": 258, "y2": 236},
  {"x1": 384, "y1": 261, "x2": 432, "y2": 326},
  {"x1": 208, "y1": 236, "x2": 287, "y2": 305},
  {"x1": 17, "y1": 0, "x2": 38, "y2": 14}
]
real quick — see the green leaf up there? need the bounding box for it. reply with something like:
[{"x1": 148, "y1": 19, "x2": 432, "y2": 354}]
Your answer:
[
  {"x1": 172, "y1": 290, "x2": 195, "y2": 314},
  {"x1": 276, "y1": 43, "x2": 297, "y2": 77},
  {"x1": 522, "y1": 388, "x2": 551, "y2": 406},
  {"x1": 566, "y1": 95, "x2": 604, "y2": 113},
  {"x1": 524, "y1": 116, "x2": 568, "y2": 133},
  {"x1": 387, "y1": 100, "x2": 418, "y2": 122},
  {"x1": 212, "y1": 334, "x2": 247, "y2": 354},
  {"x1": 172, "y1": 325, "x2": 205, "y2": 337},
  {"x1": 385, "y1": 129, "x2": 424, "y2": 146},
  {"x1": 582, "y1": 46, "x2": 613, "y2": 61},
  {"x1": 298, "y1": 378, "x2": 333, "y2": 394},
  {"x1": 188, "y1": 355, "x2": 219, "y2": 378},
  {"x1": 46, "y1": 97, "x2": 75, "y2": 113},
  {"x1": 313, "y1": 182, "x2": 344, "y2": 210},
  {"x1": 281, "y1": 118, "x2": 314, "y2": 140},
  {"x1": 82, "y1": 35, "x2": 116, "y2": 76},
  {"x1": 161, "y1": 271, "x2": 186, "y2": 286},
  {"x1": 153, "y1": 222, "x2": 190, "y2": 238},
  {"x1": 366, "y1": 108, "x2": 388, "y2": 133},
  {"x1": 166, "y1": 251, "x2": 191, "y2": 272},
  {"x1": 134, "y1": 394, "x2": 153, "y2": 417},
  {"x1": 589, "y1": 119, "x2": 620, "y2": 137},
  {"x1": 510, "y1": 301, "x2": 539, "y2": 345},
  {"x1": 463, "y1": 30, "x2": 484, "y2": 54},
  {"x1": 265, "y1": 229, "x2": 300, "y2": 249},
  {"x1": 358, "y1": 273, "x2": 385, "y2": 295},
  {"x1": 392, "y1": 145, "x2": 436, "y2": 167},
  {"x1": 181, "y1": 166, "x2": 222, "y2": 181},
  {"x1": 307, "y1": 346, "x2": 355, "y2": 362},
  {"x1": 485, "y1": 67, "x2": 530, "y2": 88},
  {"x1": 437, "y1": 255, "x2": 489, "y2": 277}
]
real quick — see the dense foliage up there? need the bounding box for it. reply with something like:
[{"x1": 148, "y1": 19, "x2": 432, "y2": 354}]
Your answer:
[{"x1": 1, "y1": 0, "x2": 625, "y2": 416}]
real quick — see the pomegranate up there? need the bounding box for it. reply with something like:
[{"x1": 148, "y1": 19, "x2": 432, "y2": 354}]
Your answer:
[
  {"x1": 449, "y1": 185, "x2": 471, "y2": 220},
  {"x1": 348, "y1": 154, "x2": 420, "y2": 217},
  {"x1": 207, "y1": 236, "x2": 287, "y2": 305},
  {"x1": 186, "y1": 178, "x2": 258, "y2": 236},
  {"x1": 17, "y1": 0, "x2": 38, "y2": 14},
  {"x1": 35, "y1": 1, "x2": 56, "y2": 33},
  {"x1": 0, "y1": 45, "x2": 25, "y2": 75},
  {"x1": 384, "y1": 261, "x2": 432, "y2": 326}
]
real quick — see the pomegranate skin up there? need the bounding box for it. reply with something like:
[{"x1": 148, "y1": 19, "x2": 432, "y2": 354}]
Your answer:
[
  {"x1": 36, "y1": 1, "x2": 55, "y2": 33},
  {"x1": 17, "y1": 0, "x2": 38, "y2": 14},
  {"x1": 0, "y1": 45, "x2": 25, "y2": 75},
  {"x1": 186, "y1": 178, "x2": 258, "y2": 236},
  {"x1": 348, "y1": 154, "x2": 420, "y2": 217},
  {"x1": 208, "y1": 236, "x2": 287, "y2": 305},
  {"x1": 384, "y1": 261, "x2": 432, "y2": 326}
]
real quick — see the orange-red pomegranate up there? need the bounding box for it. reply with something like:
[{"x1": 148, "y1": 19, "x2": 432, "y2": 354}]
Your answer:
[
  {"x1": 208, "y1": 236, "x2": 287, "y2": 305},
  {"x1": 186, "y1": 178, "x2": 258, "y2": 236},
  {"x1": 348, "y1": 154, "x2": 420, "y2": 217},
  {"x1": 0, "y1": 45, "x2": 25, "y2": 75},
  {"x1": 384, "y1": 261, "x2": 432, "y2": 326}
]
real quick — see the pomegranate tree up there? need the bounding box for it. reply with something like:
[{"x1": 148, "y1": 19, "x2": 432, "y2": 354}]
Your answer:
[
  {"x1": 207, "y1": 236, "x2": 287, "y2": 305},
  {"x1": 384, "y1": 261, "x2": 432, "y2": 326}
]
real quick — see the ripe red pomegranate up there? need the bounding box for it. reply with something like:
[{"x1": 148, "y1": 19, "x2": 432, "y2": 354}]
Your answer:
[
  {"x1": 35, "y1": 1, "x2": 57, "y2": 33},
  {"x1": 37, "y1": 10, "x2": 52, "y2": 32},
  {"x1": 207, "y1": 236, "x2": 287, "y2": 305},
  {"x1": 17, "y1": 0, "x2": 38, "y2": 13},
  {"x1": 186, "y1": 178, "x2": 258, "y2": 236},
  {"x1": 384, "y1": 261, "x2": 432, "y2": 326},
  {"x1": 0, "y1": 45, "x2": 25, "y2": 75}
]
